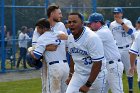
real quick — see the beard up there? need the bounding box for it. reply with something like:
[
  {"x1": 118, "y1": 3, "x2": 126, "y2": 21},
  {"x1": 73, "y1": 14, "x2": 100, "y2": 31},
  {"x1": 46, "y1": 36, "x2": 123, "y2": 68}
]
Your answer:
[{"x1": 53, "y1": 17, "x2": 61, "y2": 22}]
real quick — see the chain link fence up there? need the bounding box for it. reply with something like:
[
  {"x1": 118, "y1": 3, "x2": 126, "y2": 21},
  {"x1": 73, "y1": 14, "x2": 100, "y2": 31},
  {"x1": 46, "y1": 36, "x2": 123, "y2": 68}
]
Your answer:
[{"x1": 0, "y1": 0, "x2": 140, "y2": 72}]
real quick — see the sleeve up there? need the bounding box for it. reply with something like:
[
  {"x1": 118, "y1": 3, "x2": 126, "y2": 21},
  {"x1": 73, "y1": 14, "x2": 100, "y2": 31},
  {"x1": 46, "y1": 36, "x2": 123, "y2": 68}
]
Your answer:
[
  {"x1": 32, "y1": 28, "x2": 40, "y2": 46},
  {"x1": 33, "y1": 36, "x2": 46, "y2": 59},
  {"x1": 87, "y1": 34, "x2": 104, "y2": 62},
  {"x1": 109, "y1": 22, "x2": 113, "y2": 31},
  {"x1": 33, "y1": 33, "x2": 61, "y2": 59},
  {"x1": 129, "y1": 33, "x2": 140, "y2": 55},
  {"x1": 56, "y1": 22, "x2": 68, "y2": 35},
  {"x1": 125, "y1": 20, "x2": 134, "y2": 29}
]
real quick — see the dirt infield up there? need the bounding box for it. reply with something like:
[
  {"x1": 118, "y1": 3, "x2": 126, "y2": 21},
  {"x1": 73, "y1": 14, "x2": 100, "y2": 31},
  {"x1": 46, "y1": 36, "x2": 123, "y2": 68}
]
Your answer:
[{"x1": 0, "y1": 69, "x2": 41, "y2": 82}]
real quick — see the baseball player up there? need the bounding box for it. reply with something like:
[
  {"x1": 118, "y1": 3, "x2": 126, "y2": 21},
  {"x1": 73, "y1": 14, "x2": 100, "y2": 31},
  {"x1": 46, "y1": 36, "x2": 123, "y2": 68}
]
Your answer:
[
  {"x1": 130, "y1": 17, "x2": 140, "y2": 90},
  {"x1": 31, "y1": 18, "x2": 58, "y2": 93},
  {"x1": 43, "y1": 4, "x2": 69, "y2": 93},
  {"x1": 88, "y1": 12, "x2": 124, "y2": 93},
  {"x1": 65, "y1": 12, "x2": 107, "y2": 93},
  {"x1": 129, "y1": 31, "x2": 140, "y2": 90},
  {"x1": 31, "y1": 4, "x2": 69, "y2": 93},
  {"x1": 29, "y1": 19, "x2": 69, "y2": 93},
  {"x1": 109, "y1": 7, "x2": 135, "y2": 93}
]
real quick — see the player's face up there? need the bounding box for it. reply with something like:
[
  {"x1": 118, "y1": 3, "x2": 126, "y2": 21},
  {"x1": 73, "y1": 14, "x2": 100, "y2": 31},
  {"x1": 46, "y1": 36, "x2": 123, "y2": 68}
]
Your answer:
[
  {"x1": 36, "y1": 26, "x2": 46, "y2": 35},
  {"x1": 136, "y1": 23, "x2": 140, "y2": 30},
  {"x1": 52, "y1": 9, "x2": 62, "y2": 22},
  {"x1": 68, "y1": 15, "x2": 83, "y2": 36},
  {"x1": 90, "y1": 22, "x2": 100, "y2": 31},
  {"x1": 113, "y1": 12, "x2": 123, "y2": 19}
]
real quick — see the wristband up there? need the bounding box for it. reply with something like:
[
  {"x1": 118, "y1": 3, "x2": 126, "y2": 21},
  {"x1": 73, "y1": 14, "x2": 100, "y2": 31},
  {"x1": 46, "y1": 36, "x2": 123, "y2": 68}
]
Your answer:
[
  {"x1": 69, "y1": 72, "x2": 73, "y2": 77},
  {"x1": 121, "y1": 22, "x2": 124, "y2": 25},
  {"x1": 85, "y1": 81, "x2": 92, "y2": 87}
]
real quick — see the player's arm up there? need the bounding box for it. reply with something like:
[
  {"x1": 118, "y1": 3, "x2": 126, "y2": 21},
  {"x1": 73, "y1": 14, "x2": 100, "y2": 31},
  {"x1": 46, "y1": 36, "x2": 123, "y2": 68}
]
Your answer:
[
  {"x1": 29, "y1": 51, "x2": 38, "y2": 60},
  {"x1": 65, "y1": 55, "x2": 74, "y2": 85},
  {"x1": 130, "y1": 52, "x2": 137, "y2": 68},
  {"x1": 115, "y1": 17, "x2": 133, "y2": 35},
  {"x1": 129, "y1": 37, "x2": 139, "y2": 75},
  {"x1": 57, "y1": 33, "x2": 68, "y2": 40},
  {"x1": 79, "y1": 35, "x2": 104, "y2": 92},
  {"x1": 79, "y1": 61, "x2": 102, "y2": 93},
  {"x1": 45, "y1": 32, "x2": 68, "y2": 51},
  {"x1": 46, "y1": 44, "x2": 58, "y2": 51}
]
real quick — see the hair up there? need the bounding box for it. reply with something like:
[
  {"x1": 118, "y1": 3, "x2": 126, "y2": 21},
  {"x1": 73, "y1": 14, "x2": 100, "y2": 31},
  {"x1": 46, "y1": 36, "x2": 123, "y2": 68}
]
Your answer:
[
  {"x1": 35, "y1": 18, "x2": 50, "y2": 29},
  {"x1": 21, "y1": 26, "x2": 27, "y2": 32},
  {"x1": 69, "y1": 12, "x2": 84, "y2": 22},
  {"x1": 47, "y1": 4, "x2": 59, "y2": 18},
  {"x1": 100, "y1": 21, "x2": 105, "y2": 25}
]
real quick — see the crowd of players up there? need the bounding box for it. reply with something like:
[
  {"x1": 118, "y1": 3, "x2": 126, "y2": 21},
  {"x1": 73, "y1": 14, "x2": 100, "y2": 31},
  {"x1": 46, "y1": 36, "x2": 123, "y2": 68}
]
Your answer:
[{"x1": 16, "y1": 3, "x2": 140, "y2": 93}]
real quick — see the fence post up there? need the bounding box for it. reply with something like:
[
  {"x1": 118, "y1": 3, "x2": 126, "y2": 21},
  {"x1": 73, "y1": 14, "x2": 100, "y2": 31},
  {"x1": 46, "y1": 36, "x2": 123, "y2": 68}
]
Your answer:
[
  {"x1": 12, "y1": 0, "x2": 16, "y2": 67},
  {"x1": 45, "y1": 0, "x2": 49, "y2": 16},
  {"x1": 92, "y1": 0, "x2": 97, "y2": 13},
  {"x1": 1, "y1": 0, "x2": 6, "y2": 73}
]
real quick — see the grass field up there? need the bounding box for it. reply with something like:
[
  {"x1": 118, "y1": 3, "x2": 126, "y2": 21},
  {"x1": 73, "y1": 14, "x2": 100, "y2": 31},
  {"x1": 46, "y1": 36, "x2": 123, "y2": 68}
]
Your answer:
[{"x1": 0, "y1": 74, "x2": 139, "y2": 93}]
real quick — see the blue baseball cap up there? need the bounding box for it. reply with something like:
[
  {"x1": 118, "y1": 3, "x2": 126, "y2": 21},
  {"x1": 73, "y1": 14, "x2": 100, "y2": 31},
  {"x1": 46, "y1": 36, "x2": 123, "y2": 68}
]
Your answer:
[
  {"x1": 88, "y1": 13, "x2": 104, "y2": 23},
  {"x1": 113, "y1": 7, "x2": 123, "y2": 13},
  {"x1": 136, "y1": 17, "x2": 140, "y2": 23}
]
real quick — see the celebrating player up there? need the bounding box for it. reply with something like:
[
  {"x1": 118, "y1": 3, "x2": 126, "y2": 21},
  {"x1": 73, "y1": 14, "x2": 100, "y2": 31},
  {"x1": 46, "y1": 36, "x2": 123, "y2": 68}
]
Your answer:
[
  {"x1": 31, "y1": 4, "x2": 69, "y2": 93},
  {"x1": 28, "y1": 18, "x2": 69, "y2": 93},
  {"x1": 129, "y1": 17, "x2": 140, "y2": 90},
  {"x1": 65, "y1": 12, "x2": 107, "y2": 93},
  {"x1": 109, "y1": 7, "x2": 135, "y2": 93},
  {"x1": 88, "y1": 12, "x2": 124, "y2": 93}
]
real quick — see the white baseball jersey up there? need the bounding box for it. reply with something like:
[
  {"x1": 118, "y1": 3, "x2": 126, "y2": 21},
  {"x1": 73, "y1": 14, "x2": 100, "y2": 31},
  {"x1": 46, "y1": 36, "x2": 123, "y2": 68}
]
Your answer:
[
  {"x1": 131, "y1": 30, "x2": 140, "y2": 82},
  {"x1": 129, "y1": 31, "x2": 140, "y2": 56},
  {"x1": 18, "y1": 32, "x2": 30, "y2": 48},
  {"x1": 110, "y1": 18, "x2": 135, "y2": 76},
  {"x1": 66, "y1": 27, "x2": 107, "y2": 93},
  {"x1": 110, "y1": 18, "x2": 135, "y2": 47},
  {"x1": 33, "y1": 22, "x2": 69, "y2": 93},
  {"x1": 32, "y1": 27, "x2": 40, "y2": 47},
  {"x1": 51, "y1": 22, "x2": 68, "y2": 35},
  {"x1": 96, "y1": 25, "x2": 124, "y2": 93},
  {"x1": 33, "y1": 31, "x2": 66, "y2": 61},
  {"x1": 96, "y1": 25, "x2": 121, "y2": 61},
  {"x1": 67, "y1": 27, "x2": 106, "y2": 75}
]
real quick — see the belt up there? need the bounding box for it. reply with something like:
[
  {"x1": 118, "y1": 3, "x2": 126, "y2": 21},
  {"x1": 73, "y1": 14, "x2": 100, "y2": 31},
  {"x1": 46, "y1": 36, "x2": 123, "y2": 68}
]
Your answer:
[
  {"x1": 109, "y1": 59, "x2": 121, "y2": 64},
  {"x1": 118, "y1": 45, "x2": 129, "y2": 49},
  {"x1": 49, "y1": 60, "x2": 67, "y2": 65}
]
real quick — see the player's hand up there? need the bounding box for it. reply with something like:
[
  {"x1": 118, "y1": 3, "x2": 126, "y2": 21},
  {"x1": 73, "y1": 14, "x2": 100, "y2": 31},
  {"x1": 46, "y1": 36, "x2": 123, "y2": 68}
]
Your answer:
[
  {"x1": 65, "y1": 76, "x2": 72, "y2": 85},
  {"x1": 129, "y1": 66, "x2": 136, "y2": 76},
  {"x1": 28, "y1": 47, "x2": 35, "y2": 52},
  {"x1": 57, "y1": 33, "x2": 68, "y2": 40},
  {"x1": 79, "y1": 85, "x2": 90, "y2": 93},
  {"x1": 114, "y1": 17, "x2": 123, "y2": 24},
  {"x1": 46, "y1": 44, "x2": 58, "y2": 51}
]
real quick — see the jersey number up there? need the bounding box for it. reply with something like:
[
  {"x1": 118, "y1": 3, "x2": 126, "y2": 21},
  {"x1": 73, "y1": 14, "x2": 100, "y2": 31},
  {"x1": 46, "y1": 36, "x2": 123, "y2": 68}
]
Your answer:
[
  {"x1": 121, "y1": 32, "x2": 128, "y2": 37},
  {"x1": 55, "y1": 39, "x2": 61, "y2": 45},
  {"x1": 82, "y1": 57, "x2": 92, "y2": 65}
]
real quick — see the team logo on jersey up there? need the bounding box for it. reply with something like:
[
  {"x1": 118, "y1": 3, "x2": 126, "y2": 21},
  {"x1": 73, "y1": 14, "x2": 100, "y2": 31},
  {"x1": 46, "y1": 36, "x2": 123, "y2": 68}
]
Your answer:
[
  {"x1": 70, "y1": 47, "x2": 88, "y2": 55},
  {"x1": 112, "y1": 26, "x2": 123, "y2": 32}
]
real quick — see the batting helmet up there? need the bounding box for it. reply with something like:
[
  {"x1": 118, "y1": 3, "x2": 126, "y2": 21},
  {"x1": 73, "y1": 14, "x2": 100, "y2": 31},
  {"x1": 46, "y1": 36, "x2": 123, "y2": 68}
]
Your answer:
[
  {"x1": 88, "y1": 13, "x2": 104, "y2": 23},
  {"x1": 26, "y1": 53, "x2": 42, "y2": 69},
  {"x1": 136, "y1": 17, "x2": 140, "y2": 23},
  {"x1": 113, "y1": 7, "x2": 123, "y2": 13}
]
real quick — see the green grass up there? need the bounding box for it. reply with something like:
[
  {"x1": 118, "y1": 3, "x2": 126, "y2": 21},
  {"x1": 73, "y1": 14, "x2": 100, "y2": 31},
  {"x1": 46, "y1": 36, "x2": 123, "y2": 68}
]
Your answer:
[
  {"x1": 0, "y1": 74, "x2": 139, "y2": 93},
  {"x1": 108, "y1": 73, "x2": 140, "y2": 93},
  {"x1": 0, "y1": 78, "x2": 41, "y2": 93}
]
